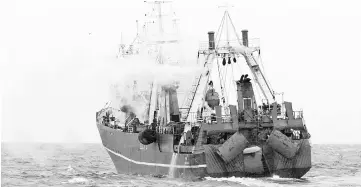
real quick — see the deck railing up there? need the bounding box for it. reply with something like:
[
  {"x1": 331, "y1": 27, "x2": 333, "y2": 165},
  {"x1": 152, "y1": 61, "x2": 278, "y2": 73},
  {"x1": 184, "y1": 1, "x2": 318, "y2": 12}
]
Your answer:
[
  {"x1": 180, "y1": 112, "x2": 233, "y2": 124},
  {"x1": 180, "y1": 110, "x2": 303, "y2": 124}
]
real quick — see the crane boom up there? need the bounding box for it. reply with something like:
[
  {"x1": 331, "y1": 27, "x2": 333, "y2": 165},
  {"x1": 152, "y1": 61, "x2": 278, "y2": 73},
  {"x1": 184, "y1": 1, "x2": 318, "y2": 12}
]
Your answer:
[
  {"x1": 232, "y1": 45, "x2": 275, "y2": 103},
  {"x1": 224, "y1": 12, "x2": 275, "y2": 104}
]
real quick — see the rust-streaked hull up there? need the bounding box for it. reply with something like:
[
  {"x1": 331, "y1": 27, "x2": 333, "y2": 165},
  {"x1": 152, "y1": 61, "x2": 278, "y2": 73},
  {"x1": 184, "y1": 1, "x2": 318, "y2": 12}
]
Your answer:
[{"x1": 97, "y1": 123, "x2": 311, "y2": 178}]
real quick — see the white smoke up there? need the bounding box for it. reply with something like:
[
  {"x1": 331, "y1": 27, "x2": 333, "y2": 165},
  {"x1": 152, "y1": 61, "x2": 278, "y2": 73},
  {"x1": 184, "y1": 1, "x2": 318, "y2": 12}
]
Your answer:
[{"x1": 84, "y1": 50, "x2": 203, "y2": 123}]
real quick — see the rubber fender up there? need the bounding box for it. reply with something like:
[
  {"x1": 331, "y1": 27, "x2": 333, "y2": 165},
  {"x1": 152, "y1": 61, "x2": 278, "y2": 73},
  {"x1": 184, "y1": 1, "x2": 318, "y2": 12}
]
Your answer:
[
  {"x1": 216, "y1": 132, "x2": 248, "y2": 163},
  {"x1": 266, "y1": 130, "x2": 299, "y2": 159},
  {"x1": 138, "y1": 129, "x2": 157, "y2": 145}
]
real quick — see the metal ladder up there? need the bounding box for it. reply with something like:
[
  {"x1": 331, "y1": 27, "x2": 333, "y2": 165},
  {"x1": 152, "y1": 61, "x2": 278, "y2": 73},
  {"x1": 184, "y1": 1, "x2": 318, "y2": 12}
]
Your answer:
[{"x1": 180, "y1": 75, "x2": 202, "y2": 121}]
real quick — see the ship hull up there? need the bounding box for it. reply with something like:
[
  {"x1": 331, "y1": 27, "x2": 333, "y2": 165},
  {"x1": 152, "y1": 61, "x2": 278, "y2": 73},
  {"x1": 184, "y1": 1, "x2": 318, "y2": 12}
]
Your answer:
[
  {"x1": 97, "y1": 123, "x2": 311, "y2": 179},
  {"x1": 97, "y1": 123, "x2": 207, "y2": 178}
]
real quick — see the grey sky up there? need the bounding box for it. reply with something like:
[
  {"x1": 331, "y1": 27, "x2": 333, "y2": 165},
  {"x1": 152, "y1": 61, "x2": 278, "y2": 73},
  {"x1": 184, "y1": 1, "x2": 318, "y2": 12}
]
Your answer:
[{"x1": 1, "y1": 0, "x2": 361, "y2": 143}]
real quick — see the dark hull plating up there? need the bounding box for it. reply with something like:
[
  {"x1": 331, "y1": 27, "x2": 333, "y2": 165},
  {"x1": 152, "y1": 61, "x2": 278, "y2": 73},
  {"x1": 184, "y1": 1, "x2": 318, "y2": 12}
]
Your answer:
[{"x1": 97, "y1": 123, "x2": 311, "y2": 179}]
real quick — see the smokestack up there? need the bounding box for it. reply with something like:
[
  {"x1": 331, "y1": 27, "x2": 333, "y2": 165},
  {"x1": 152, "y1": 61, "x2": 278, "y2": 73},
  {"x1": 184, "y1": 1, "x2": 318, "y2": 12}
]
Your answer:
[
  {"x1": 241, "y1": 30, "x2": 248, "y2": 47},
  {"x1": 208, "y1": 31, "x2": 215, "y2": 50}
]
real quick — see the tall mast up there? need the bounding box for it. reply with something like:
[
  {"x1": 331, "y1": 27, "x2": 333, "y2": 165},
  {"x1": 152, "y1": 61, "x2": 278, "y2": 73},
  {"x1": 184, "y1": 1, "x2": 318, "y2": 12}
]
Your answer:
[
  {"x1": 157, "y1": 2, "x2": 163, "y2": 34},
  {"x1": 190, "y1": 6, "x2": 275, "y2": 117},
  {"x1": 143, "y1": 1, "x2": 178, "y2": 123}
]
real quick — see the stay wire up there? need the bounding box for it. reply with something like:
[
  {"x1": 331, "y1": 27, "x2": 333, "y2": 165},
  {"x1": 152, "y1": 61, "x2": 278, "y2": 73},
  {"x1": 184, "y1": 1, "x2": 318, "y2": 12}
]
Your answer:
[
  {"x1": 230, "y1": 62, "x2": 237, "y2": 99},
  {"x1": 215, "y1": 13, "x2": 227, "y2": 103},
  {"x1": 223, "y1": 63, "x2": 230, "y2": 105}
]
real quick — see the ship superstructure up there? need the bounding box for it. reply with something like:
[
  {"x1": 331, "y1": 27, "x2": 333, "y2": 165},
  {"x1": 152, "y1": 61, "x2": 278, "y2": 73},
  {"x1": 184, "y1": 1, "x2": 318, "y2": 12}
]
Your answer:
[{"x1": 96, "y1": 1, "x2": 311, "y2": 179}]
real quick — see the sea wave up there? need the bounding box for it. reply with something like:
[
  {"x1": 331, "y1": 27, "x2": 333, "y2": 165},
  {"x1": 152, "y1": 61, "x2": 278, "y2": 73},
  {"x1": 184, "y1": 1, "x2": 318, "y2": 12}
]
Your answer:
[{"x1": 2, "y1": 143, "x2": 361, "y2": 187}]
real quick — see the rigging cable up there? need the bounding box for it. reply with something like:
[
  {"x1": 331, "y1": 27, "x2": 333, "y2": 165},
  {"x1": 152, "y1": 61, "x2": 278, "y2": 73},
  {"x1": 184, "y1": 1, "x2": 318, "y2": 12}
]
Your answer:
[
  {"x1": 216, "y1": 57, "x2": 225, "y2": 103},
  {"x1": 258, "y1": 53, "x2": 274, "y2": 94},
  {"x1": 215, "y1": 11, "x2": 227, "y2": 48},
  {"x1": 230, "y1": 62, "x2": 238, "y2": 104},
  {"x1": 234, "y1": 54, "x2": 265, "y2": 104},
  {"x1": 214, "y1": 12, "x2": 227, "y2": 105},
  {"x1": 223, "y1": 62, "x2": 230, "y2": 105},
  {"x1": 227, "y1": 12, "x2": 273, "y2": 102}
]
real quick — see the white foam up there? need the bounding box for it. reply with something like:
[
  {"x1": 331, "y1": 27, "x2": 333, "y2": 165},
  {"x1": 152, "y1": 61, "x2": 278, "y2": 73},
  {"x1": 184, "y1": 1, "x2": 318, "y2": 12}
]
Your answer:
[
  {"x1": 205, "y1": 176, "x2": 281, "y2": 187},
  {"x1": 66, "y1": 165, "x2": 74, "y2": 172},
  {"x1": 68, "y1": 177, "x2": 89, "y2": 184}
]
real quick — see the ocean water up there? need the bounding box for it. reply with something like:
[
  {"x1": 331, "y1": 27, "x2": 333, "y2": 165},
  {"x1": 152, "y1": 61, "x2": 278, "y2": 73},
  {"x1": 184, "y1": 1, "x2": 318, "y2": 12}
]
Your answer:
[{"x1": 2, "y1": 143, "x2": 361, "y2": 187}]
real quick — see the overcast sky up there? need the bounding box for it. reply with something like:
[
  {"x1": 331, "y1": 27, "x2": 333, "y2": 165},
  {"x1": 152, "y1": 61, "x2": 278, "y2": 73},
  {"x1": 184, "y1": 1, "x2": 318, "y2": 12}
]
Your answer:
[{"x1": 1, "y1": 0, "x2": 361, "y2": 144}]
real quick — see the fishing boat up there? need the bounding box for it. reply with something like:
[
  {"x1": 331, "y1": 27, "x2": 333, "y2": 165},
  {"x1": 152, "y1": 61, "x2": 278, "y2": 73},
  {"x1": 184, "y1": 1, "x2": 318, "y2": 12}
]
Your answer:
[{"x1": 96, "y1": 1, "x2": 312, "y2": 179}]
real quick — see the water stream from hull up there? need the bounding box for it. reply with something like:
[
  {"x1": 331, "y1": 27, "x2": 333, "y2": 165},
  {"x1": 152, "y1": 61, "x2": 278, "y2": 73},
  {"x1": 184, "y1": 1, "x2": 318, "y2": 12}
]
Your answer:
[
  {"x1": 168, "y1": 153, "x2": 178, "y2": 178},
  {"x1": 168, "y1": 123, "x2": 192, "y2": 178}
]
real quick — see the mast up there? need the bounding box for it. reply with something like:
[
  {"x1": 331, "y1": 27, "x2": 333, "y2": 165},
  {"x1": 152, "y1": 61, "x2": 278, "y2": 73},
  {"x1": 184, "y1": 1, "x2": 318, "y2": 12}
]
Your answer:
[
  {"x1": 143, "y1": 0, "x2": 180, "y2": 124},
  {"x1": 218, "y1": 3, "x2": 234, "y2": 48},
  {"x1": 144, "y1": 1, "x2": 172, "y2": 35},
  {"x1": 220, "y1": 9, "x2": 275, "y2": 104},
  {"x1": 157, "y1": 2, "x2": 163, "y2": 34},
  {"x1": 186, "y1": 6, "x2": 276, "y2": 121},
  {"x1": 229, "y1": 31, "x2": 275, "y2": 103}
]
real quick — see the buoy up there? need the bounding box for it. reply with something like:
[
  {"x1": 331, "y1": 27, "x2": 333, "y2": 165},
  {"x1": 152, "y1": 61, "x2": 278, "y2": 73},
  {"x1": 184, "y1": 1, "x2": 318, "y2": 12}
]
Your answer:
[
  {"x1": 228, "y1": 57, "x2": 231, "y2": 64},
  {"x1": 205, "y1": 89, "x2": 220, "y2": 109},
  {"x1": 222, "y1": 58, "x2": 226, "y2": 66},
  {"x1": 233, "y1": 57, "x2": 237, "y2": 63},
  {"x1": 217, "y1": 132, "x2": 248, "y2": 163}
]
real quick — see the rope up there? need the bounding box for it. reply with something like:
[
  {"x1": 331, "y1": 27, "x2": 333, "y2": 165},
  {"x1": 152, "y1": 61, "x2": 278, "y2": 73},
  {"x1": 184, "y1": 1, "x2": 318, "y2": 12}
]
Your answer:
[
  {"x1": 181, "y1": 55, "x2": 202, "y2": 108},
  {"x1": 214, "y1": 12, "x2": 227, "y2": 105},
  {"x1": 215, "y1": 11, "x2": 227, "y2": 49},
  {"x1": 223, "y1": 63, "x2": 230, "y2": 104},
  {"x1": 230, "y1": 62, "x2": 238, "y2": 101},
  {"x1": 216, "y1": 57, "x2": 225, "y2": 100},
  {"x1": 226, "y1": 11, "x2": 243, "y2": 47},
  {"x1": 258, "y1": 54, "x2": 274, "y2": 93}
]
